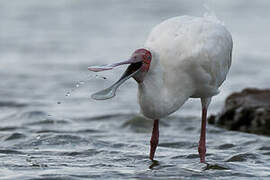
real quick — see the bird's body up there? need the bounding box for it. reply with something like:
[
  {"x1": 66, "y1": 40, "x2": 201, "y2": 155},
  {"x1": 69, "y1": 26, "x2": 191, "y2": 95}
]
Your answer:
[
  {"x1": 89, "y1": 15, "x2": 233, "y2": 163},
  {"x1": 138, "y1": 16, "x2": 232, "y2": 119}
]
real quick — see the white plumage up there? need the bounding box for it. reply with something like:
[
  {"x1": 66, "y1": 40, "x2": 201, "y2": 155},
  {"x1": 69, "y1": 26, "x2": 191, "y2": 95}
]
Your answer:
[
  {"x1": 89, "y1": 15, "x2": 233, "y2": 163},
  {"x1": 139, "y1": 16, "x2": 232, "y2": 119}
]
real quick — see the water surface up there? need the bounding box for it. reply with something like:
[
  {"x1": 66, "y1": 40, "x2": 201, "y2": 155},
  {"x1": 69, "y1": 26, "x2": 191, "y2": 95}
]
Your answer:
[{"x1": 1, "y1": 0, "x2": 270, "y2": 179}]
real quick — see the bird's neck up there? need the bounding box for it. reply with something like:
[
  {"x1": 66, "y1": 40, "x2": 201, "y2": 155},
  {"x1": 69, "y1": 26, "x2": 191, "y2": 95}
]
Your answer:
[{"x1": 137, "y1": 57, "x2": 193, "y2": 119}]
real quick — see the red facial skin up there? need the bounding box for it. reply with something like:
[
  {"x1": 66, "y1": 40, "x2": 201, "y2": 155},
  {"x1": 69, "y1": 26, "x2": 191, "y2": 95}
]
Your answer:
[{"x1": 132, "y1": 49, "x2": 152, "y2": 72}]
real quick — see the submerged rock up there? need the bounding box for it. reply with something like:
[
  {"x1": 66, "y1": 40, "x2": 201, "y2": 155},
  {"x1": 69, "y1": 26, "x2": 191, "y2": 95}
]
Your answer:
[{"x1": 209, "y1": 88, "x2": 270, "y2": 136}]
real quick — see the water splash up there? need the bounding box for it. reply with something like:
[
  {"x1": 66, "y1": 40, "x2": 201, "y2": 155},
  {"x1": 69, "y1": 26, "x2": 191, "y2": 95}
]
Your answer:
[
  {"x1": 203, "y1": 3, "x2": 225, "y2": 25},
  {"x1": 63, "y1": 72, "x2": 108, "y2": 100},
  {"x1": 94, "y1": 74, "x2": 107, "y2": 80},
  {"x1": 36, "y1": 135, "x2": 41, "y2": 140},
  {"x1": 65, "y1": 92, "x2": 71, "y2": 97}
]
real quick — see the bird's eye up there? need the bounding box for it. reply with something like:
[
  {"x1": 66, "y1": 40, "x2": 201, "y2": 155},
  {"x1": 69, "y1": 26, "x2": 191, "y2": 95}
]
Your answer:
[{"x1": 147, "y1": 56, "x2": 151, "y2": 60}]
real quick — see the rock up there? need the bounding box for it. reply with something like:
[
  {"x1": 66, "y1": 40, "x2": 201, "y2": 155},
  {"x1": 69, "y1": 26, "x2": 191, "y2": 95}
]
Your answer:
[{"x1": 208, "y1": 88, "x2": 270, "y2": 136}]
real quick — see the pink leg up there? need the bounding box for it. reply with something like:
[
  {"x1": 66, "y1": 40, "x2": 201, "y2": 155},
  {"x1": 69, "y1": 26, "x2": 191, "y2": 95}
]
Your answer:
[
  {"x1": 149, "y1": 119, "x2": 159, "y2": 161},
  {"x1": 198, "y1": 107, "x2": 207, "y2": 163}
]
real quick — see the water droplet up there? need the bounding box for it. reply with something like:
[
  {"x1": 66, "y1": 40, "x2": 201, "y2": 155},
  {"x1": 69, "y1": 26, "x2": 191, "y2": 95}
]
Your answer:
[
  {"x1": 79, "y1": 81, "x2": 85, "y2": 85},
  {"x1": 94, "y1": 74, "x2": 107, "y2": 80},
  {"x1": 75, "y1": 84, "x2": 80, "y2": 88},
  {"x1": 36, "y1": 135, "x2": 41, "y2": 140},
  {"x1": 66, "y1": 92, "x2": 71, "y2": 97}
]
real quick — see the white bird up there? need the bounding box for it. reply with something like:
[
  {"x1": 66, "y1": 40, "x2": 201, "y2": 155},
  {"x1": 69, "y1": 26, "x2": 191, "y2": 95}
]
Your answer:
[{"x1": 88, "y1": 15, "x2": 233, "y2": 163}]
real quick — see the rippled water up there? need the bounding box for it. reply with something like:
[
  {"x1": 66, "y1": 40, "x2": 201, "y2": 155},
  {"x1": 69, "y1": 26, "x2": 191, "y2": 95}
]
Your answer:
[{"x1": 1, "y1": 0, "x2": 270, "y2": 179}]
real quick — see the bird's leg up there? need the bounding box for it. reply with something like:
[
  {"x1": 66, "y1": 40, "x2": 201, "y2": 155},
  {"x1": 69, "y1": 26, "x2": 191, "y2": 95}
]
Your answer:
[
  {"x1": 198, "y1": 107, "x2": 207, "y2": 163},
  {"x1": 149, "y1": 119, "x2": 159, "y2": 161}
]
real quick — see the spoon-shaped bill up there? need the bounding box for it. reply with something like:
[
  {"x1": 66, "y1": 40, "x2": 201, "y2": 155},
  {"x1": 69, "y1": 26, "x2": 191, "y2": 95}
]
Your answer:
[
  {"x1": 91, "y1": 62, "x2": 142, "y2": 100},
  {"x1": 88, "y1": 65, "x2": 114, "y2": 72},
  {"x1": 88, "y1": 58, "x2": 141, "y2": 72}
]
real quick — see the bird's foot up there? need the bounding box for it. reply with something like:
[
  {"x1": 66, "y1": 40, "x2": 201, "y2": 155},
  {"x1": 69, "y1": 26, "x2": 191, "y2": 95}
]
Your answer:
[{"x1": 149, "y1": 160, "x2": 159, "y2": 169}]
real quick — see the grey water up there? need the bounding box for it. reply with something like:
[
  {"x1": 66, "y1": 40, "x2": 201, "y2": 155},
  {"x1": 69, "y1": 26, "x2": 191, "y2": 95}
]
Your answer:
[{"x1": 1, "y1": 0, "x2": 270, "y2": 179}]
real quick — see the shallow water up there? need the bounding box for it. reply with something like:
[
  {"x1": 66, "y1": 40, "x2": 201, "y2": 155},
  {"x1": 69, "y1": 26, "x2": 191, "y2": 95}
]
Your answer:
[{"x1": 1, "y1": 0, "x2": 270, "y2": 179}]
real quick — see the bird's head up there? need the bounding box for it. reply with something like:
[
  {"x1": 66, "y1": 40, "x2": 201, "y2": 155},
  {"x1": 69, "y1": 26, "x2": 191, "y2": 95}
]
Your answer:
[
  {"x1": 88, "y1": 48, "x2": 152, "y2": 100},
  {"x1": 128, "y1": 49, "x2": 152, "y2": 82}
]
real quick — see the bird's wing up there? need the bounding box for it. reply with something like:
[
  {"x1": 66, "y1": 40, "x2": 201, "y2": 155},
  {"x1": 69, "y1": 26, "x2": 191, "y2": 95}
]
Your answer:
[{"x1": 145, "y1": 15, "x2": 233, "y2": 97}]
